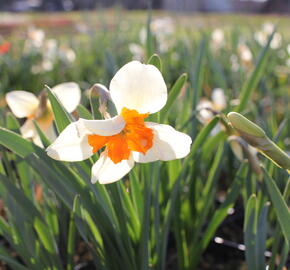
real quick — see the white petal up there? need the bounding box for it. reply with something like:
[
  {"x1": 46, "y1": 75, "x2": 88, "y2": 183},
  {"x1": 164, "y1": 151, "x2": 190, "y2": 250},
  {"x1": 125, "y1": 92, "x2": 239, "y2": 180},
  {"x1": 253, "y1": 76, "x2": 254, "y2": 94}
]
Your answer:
[
  {"x1": 46, "y1": 121, "x2": 92, "y2": 161},
  {"x1": 196, "y1": 99, "x2": 214, "y2": 123},
  {"x1": 20, "y1": 119, "x2": 44, "y2": 148},
  {"x1": 20, "y1": 119, "x2": 35, "y2": 138},
  {"x1": 79, "y1": 115, "x2": 125, "y2": 136},
  {"x1": 6, "y1": 91, "x2": 39, "y2": 118},
  {"x1": 211, "y1": 88, "x2": 226, "y2": 110},
  {"x1": 133, "y1": 123, "x2": 192, "y2": 163},
  {"x1": 42, "y1": 123, "x2": 57, "y2": 142},
  {"x1": 110, "y1": 61, "x2": 167, "y2": 114},
  {"x1": 91, "y1": 153, "x2": 134, "y2": 184},
  {"x1": 51, "y1": 82, "x2": 81, "y2": 113},
  {"x1": 32, "y1": 133, "x2": 44, "y2": 148}
]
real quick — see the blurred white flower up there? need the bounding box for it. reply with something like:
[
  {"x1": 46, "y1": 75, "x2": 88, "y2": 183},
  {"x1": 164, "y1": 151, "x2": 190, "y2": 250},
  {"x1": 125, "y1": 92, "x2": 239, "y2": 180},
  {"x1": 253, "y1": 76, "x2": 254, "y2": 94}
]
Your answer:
[
  {"x1": 211, "y1": 28, "x2": 225, "y2": 50},
  {"x1": 25, "y1": 27, "x2": 45, "y2": 50},
  {"x1": 237, "y1": 43, "x2": 253, "y2": 69},
  {"x1": 28, "y1": 35, "x2": 76, "y2": 73},
  {"x1": 31, "y1": 60, "x2": 54, "y2": 74},
  {"x1": 151, "y1": 17, "x2": 175, "y2": 38},
  {"x1": 238, "y1": 44, "x2": 252, "y2": 63},
  {"x1": 44, "y1": 39, "x2": 58, "y2": 60},
  {"x1": 151, "y1": 17, "x2": 175, "y2": 53},
  {"x1": 5, "y1": 83, "x2": 81, "y2": 147},
  {"x1": 59, "y1": 46, "x2": 76, "y2": 63},
  {"x1": 262, "y1": 22, "x2": 275, "y2": 35},
  {"x1": 254, "y1": 23, "x2": 282, "y2": 49},
  {"x1": 130, "y1": 17, "x2": 175, "y2": 58},
  {"x1": 129, "y1": 43, "x2": 145, "y2": 61},
  {"x1": 230, "y1": 54, "x2": 240, "y2": 72},
  {"x1": 197, "y1": 88, "x2": 227, "y2": 124},
  {"x1": 270, "y1": 33, "x2": 282, "y2": 49}
]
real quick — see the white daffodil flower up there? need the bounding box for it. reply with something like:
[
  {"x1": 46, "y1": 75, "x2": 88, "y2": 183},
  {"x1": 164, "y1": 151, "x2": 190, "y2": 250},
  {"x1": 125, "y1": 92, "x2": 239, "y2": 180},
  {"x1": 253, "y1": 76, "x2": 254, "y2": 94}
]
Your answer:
[
  {"x1": 46, "y1": 61, "x2": 192, "y2": 184},
  {"x1": 6, "y1": 82, "x2": 81, "y2": 147}
]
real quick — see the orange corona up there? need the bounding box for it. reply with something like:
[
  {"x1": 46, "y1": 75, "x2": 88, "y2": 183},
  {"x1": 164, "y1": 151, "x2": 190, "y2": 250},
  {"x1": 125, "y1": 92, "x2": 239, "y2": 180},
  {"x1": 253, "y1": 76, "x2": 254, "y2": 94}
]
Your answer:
[{"x1": 88, "y1": 108, "x2": 154, "y2": 164}]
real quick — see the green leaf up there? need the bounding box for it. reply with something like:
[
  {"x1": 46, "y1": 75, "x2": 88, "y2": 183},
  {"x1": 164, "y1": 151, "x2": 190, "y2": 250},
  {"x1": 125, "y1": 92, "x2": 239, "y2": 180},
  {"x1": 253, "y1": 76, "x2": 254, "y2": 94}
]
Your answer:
[
  {"x1": 129, "y1": 169, "x2": 144, "y2": 220},
  {"x1": 255, "y1": 202, "x2": 270, "y2": 270},
  {"x1": 244, "y1": 194, "x2": 258, "y2": 269},
  {"x1": 138, "y1": 176, "x2": 152, "y2": 270},
  {"x1": 33, "y1": 120, "x2": 51, "y2": 148},
  {"x1": 190, "y1": 38, "x2": 206, "y2": 138},
  {"x1": 235, "y1": 30, "x2": 275, "y2": 112},
  {"x1": 0, "y1": 249, "x2": 29, "y2": 270},
  {"x1": 0, "y1": 174, "x2": 40, "y2": 221},
  {"x1": 190, "y1": 116, "x2": 219, "y2": 157},
  {"x1": 0, "y1": 127, "x2": 37, "y2": 158},
  {"x1": 67, "y1": 195, "x2": 79, "y2": 270},
  {"x1": 46, "y1": 85, "x2": 72, "y2": 133},
  {"x1": 145, "y1": 5, "x2": 153, "y2": 58},
  {"x1": 160, "y1": 73, "x2": 188, "y2": 122},
  {"x1": 6, "y1": 112, "x2": 20, "y2": 132},
  {"x1": 147, "y1": 54, "x2": 162, "y2": 72},
  {"x1": 263, "y1": 170, "x2": 290, "y2": 245},
  {"x1": 201, "y1": 162, "x2": 247, "y2": 250},
  {"x1": 77, "y1": 104, "x2": 93, "y2": 120},
  {"x1": 34, "y1": 217, "x2": 58, "y2": 254}
]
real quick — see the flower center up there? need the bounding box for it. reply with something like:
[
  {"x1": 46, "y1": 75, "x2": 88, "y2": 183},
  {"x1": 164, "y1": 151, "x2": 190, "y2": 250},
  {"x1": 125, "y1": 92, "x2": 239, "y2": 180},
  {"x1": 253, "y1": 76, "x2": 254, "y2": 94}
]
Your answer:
[{"x1": 88, "y1": 107, "x2": 154, "y2": 164}]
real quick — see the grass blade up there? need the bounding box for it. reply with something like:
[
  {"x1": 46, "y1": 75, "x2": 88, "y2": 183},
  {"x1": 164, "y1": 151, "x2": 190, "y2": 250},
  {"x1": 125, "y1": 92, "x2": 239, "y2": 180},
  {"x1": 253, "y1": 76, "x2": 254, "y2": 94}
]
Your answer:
[
  {"x1": 46, "y1": 85, "x2": 72, "y2": 133},
  {"x1": 235, "y1": 31, "x2": 275, "y2": 113},
  {"x1": 263, "y1": 169, "x2": 290, "y2": 246},
  {"x1": 244, "y1": 194, "x2": 258, "y2": 269},
  {"x1": 160, "y1": 73, "x2": 188, "y2": 123}
]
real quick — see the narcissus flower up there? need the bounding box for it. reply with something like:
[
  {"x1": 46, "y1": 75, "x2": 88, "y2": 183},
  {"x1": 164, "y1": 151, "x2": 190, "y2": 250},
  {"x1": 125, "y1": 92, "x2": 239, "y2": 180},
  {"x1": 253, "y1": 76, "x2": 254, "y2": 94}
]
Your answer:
[
  {"x1": 6, "y1": 82, "x2": 81, "y2": 147},
  {"x1": 46, "y1": 61, "x2": 192, "y2": 184}
]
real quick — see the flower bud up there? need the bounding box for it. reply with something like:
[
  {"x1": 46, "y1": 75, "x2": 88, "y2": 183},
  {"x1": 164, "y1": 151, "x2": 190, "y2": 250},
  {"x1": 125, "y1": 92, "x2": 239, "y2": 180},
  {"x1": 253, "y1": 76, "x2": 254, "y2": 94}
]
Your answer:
[
  {"x1": 227, "y1": 112, "x2": 265, "y2": 138},
  {"x1": 227, "y1": 112, "x2": 290, "y2": 170}
]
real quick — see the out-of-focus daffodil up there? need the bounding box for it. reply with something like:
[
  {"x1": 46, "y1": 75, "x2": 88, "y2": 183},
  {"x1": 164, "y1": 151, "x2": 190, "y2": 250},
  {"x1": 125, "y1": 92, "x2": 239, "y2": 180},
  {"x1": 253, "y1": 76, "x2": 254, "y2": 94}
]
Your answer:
[
  {"x1": 254, "y1": 22, "x2": 282, "y2": 49},
  {"x1": 211, "y1": 28, "x2": 225, "y2": 51},
  {"x1": 46, "y1": 61, "x2": 192, "y2": 184},
  {"x1": 197, "y1": 88, "x2": 227, "y2": 124},
  {"x1": 129, "y1": 43, "x2": 145, "y2": 61},
  {"x1": 129, "y1": 17, "x2": 175, "y2": 60},
  {"x1": 237, "y1": 43, "x2": 253, "y2": 69},
  {"x1": 25, "y1": 27, "x2": 45, "y2": 50},
  {"x1": 23, "y1": 28, "x2": 76, "y2": 73},
  {"x1": 6, "y1": 83, "x2": 81, "y2": 147}
]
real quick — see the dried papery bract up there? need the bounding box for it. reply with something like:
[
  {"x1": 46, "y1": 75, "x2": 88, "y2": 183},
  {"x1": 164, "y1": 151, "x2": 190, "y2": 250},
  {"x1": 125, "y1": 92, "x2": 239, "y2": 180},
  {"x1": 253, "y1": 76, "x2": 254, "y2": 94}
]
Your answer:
[
  {"x1": 89, "y1": 84, "x2": 112, "y2": 119},
  {"x1": 227, "y1": 112, "x2": 290, "y2": 171}
]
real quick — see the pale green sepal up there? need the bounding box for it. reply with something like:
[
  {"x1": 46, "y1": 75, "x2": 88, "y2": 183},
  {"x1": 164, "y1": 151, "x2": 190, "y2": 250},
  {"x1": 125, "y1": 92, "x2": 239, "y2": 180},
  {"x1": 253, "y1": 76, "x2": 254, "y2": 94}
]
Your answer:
[{"x1": 227, "y1": 112, "x2": 265, "y2": 138}]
